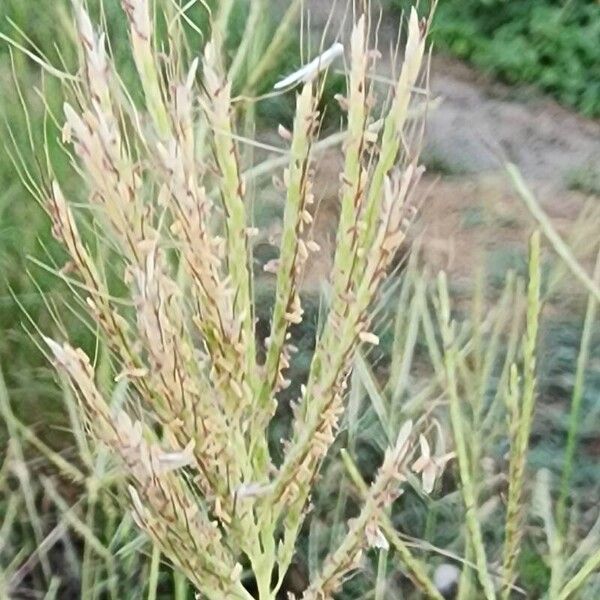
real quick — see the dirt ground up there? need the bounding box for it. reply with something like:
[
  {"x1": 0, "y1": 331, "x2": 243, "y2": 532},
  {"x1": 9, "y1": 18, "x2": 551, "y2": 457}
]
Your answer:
[
  {"x1": 410, "y1": 54, "x2": 600, "y2": 288},
  {"x1": 272, "y1": 2, "x2": 600, "y2": 294}
]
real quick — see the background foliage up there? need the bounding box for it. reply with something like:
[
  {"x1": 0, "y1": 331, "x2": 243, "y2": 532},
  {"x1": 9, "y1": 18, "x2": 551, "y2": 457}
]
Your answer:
[{"x1": 393, "y1": 0, "x2": 600, "y2": 116}]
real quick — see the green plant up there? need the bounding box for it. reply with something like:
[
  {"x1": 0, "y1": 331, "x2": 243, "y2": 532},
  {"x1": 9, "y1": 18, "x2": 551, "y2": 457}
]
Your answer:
[
  {"x1": 392, "y1": 0, "x2": 600, "y2": 116},
  {"x1": 566, "y1": 165, "x2": 600, "y2": 196}
]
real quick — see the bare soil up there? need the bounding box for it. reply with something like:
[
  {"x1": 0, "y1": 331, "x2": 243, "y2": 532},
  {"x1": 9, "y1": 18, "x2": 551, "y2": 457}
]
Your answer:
[{"x1": 274, "y1": 2, "x2": 600, "y2": 294}]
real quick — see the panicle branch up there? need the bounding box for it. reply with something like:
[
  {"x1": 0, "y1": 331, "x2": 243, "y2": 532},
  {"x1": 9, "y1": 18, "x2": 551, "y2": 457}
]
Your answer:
[
  {"x1": 44, "y1": 338, "x2": 250, "y2": 600},
  {"x1": 269, "y1": 9, "x2": 427, "y2": 530},
  {"x1": 253, "y1": 82, "x2": 319, "y2": 460},
  {"x1": 302, "y1": 421, "x2": 414, "y2": 599}
]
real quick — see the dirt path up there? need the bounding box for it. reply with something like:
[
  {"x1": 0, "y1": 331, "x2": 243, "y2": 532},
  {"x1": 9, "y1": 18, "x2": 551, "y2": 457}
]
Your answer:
[
  {"x1": 301, "y1": 2, "x2": 600, "y2": 190},
  {"x1": 408, "y1": 53, "x2": 599, "y2": 288},
  {"x1": 267, "y1": 2, "x2": 600, "y2": 293},
  {"x1": 424, "y1": 56, "x2": 600, "y2": 187}
]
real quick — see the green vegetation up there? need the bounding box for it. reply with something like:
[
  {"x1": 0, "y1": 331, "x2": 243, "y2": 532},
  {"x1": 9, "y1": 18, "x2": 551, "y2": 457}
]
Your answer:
[
  {"x1": 393, "y1": 0, "x2": 600, "y2": 116},
  {"x1": 566, "y1": 164, "x2": 600, "y2": 196},
  {"x1": 1, "y1": 1, "x2": 600, "y2": 599}
]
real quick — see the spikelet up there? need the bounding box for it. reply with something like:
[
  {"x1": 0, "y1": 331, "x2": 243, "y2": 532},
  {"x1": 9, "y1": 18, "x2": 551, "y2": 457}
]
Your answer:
[
  {"x1": 74, "y1": 3, "x2": 111, "y2": 113},
  {"x1": 121, "y1": 0, "x2": 170, "y2": 137},
  {"x1": 302, "y1": 422, "x2": 414, "y2": 599},
  {"x1": 257, "y1": 82, "x2": 317, "y2": 398}
]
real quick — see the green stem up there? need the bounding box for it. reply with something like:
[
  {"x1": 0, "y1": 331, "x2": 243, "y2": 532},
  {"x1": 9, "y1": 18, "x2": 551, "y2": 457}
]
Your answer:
[
  {"x1": 508, "y1": 163, "x2": 600, "y2": 303},
  {"x1": 242, "y1": 0, "x2": 302, "y2": 94},
  {"x1": 147, "y1": 545, "x2": 161, "y2": 600},
  {"x1": 557, "y1": 546, "x2": 600, "y2": 600},
  {"x1": 437, "y1": 273, "x2": 497, "y2": 600},
  {"x1": 341, "y1": 450, "x2": 444, "y2": 599},
  {"x1": 557, "y1": 247, "x2": 600, "y2": 532}
]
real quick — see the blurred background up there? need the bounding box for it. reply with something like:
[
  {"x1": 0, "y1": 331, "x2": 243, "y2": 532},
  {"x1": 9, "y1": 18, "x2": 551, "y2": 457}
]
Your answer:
[{"x1": 0, "y1": 0, "x2": 599, "y2": 598}]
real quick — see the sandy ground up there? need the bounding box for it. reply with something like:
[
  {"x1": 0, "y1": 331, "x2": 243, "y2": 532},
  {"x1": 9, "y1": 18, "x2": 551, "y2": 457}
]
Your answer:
[{"x1": 424, "y1": 56, "x2": 600, "y2": 186}]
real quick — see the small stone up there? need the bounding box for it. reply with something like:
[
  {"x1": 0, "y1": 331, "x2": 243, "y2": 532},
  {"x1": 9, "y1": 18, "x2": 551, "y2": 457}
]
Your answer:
[{"x1": 433, "y1": 563, "x2": 460, "y2": 599}]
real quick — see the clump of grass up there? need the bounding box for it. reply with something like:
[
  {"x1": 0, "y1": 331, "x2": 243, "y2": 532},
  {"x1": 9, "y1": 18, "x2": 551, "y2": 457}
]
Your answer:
[
  {"x1": 0, "y1": 0, "x2": 306, "y2": 428},
  {"x1": 21, "y1": 2, "x2": 451, "y2": 597},
  {"x1": 421, "y1": 147, "x2": 469, "y2": 176}
]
